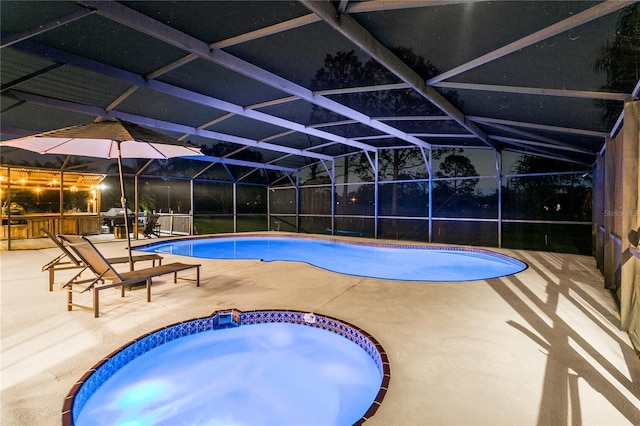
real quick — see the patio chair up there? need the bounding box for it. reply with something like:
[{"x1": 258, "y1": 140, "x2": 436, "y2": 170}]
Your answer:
[
  {"x1": 58, "y1": 234, "x2": 200, "y2": 318},
  {"x1": 40, "y1": 228, "x2": 163, "y2": 291},
  {"x1": 140, "y1": 213, "x2": 161, "y2": 238}
]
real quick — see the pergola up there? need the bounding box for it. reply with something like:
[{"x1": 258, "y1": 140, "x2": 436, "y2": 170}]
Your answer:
[{"x1": 1, "y1": 2, "x2": 639, "y2": 344}]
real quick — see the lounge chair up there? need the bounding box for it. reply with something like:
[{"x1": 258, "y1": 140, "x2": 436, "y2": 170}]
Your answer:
[
  {"x1": 58, "y1": 234, "x2": 201, "y2": 318},
  {"x1": 40, "y1": 228, "x2": 163, "y2": 291},
  {"x1": 140, "y1": 213, "x2": 161, "y2": 238}
]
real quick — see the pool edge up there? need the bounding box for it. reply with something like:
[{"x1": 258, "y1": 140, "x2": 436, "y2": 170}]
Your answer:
[{"x1": 62, "y1": 308, "x2": 390, "y2": 425}]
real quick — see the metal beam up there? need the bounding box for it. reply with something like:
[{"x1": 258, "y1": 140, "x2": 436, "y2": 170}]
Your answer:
[
  {"x1": 346, "y1": 0, "x2": 485, "y2": 13},
  {"x1": 6, "y1": 89, "x2": 335, "y2": 163},
  {"x1": 491, "y1": 136, "x2": 596, "y2": 155},
  {"x1": 432, "y1": 81, "x2": 632, "y2": 101},
  {"x1": 428, "y1": 1, "x2": 635, "y2": 84},
  {"x1": 0, "y1": 8, "x2": 96, "y2": 48},
  {"x1": 0, "y1": 63, "x2": 64, "y2": 93},
  {"x1": 375, "y1": 115, "x2": 453, "y2": 121},
  {"x1": 467, "y1": 115, "x2": 609, "y2": 138},
  {"x1": 502, "y1": 147, "x2": 592, "y2": 166},
  {"x1": 187, "y1": 155, "x2": 298, "y2": 174},
  {"x1": 241, "y1": 82, "x2": 414, "y2": 111},
  {"x1": 316, "y1": 82, "x2": 409, "y2": 95},
  {"x1": 497, "y1": 141, "x2": 593, "y2": 166},
  {"x1": 10, "y1": 39, "x2": 375, "y2": 153},
  {"x1": 146, "y1": 14, "x2": 321, "y2": 80},
  {"x1": 211, "y1": 14, "x2": 320, "y2": 49},
  {"x1": 479, "y1": 121, "x2": 597, "y2": 154},
  {"x1": 73, "y1": 0, "x2": 432, "y2": 151},
  {"x1": 410, "y1": 133, "x2": 473, "y2": 138},
  {"x1": 300, "y1": 0, "x2": 494, "y2": 149}
]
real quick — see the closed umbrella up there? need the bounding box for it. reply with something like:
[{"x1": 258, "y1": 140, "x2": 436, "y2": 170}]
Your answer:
[{"x1": 1, "y1": 119, "x2": 203, "y2": 269}]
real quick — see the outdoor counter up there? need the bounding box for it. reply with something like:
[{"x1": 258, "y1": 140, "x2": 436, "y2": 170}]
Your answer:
[{"x1": 1, "y1": 213, "x2": 101, "y2": 240}]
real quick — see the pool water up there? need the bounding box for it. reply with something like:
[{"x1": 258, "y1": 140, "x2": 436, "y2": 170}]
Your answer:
[
  {"x1": 136, "y1": 235, "x2": 526, "y2": 281},
  {"x1": 75, "y1": 321, "x2": 382, "y2": 426}
]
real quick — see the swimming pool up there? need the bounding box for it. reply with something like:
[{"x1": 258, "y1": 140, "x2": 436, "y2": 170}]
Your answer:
[
  {"x1": 135, "y1": 234, "x2": 526, "y2": 281},
  {"x1": 64, "y1": 309, "x2": 388, "y2": 425}
]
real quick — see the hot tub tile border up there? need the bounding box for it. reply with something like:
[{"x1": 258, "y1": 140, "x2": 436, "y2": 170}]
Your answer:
[{"x1": 64, "y1": 308, "x2": 388, "y2": 426}]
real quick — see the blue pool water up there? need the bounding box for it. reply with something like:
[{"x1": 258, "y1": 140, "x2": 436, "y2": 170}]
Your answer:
[
  {"x1": 136, "y1": 235, "x2": 526, "y2": 281},
  {"x1": 74, "y1": 314, "x2": 383, "y2": 426}
]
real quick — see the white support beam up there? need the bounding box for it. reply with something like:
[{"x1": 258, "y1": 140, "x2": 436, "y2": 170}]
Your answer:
[
  {"x1": 300, "y1": 0, "x2": 494, "y2": 149},
  {"x1": 346, "y1": 0, "x2": 485, "y2": 13},
  {"x1": 74, "y1": 0, "x2": 432, "y2": 151},
  {"x1": 496, "y1": 140, "x2": 593, "y2": 166},
  {"x1": 11, "y1": 39, "x2": 375, "y2": 153},
  {"x1": 211, "y1": 14, "x2": 320, "y2": 49},
  {"x1": 410, "y1": 133, "x2": 473, "y2": 138},
  {"x1": 0, "y1": 63, "x2": 64, "y2": 93},
  {"x1": 467, "y1": 115, "x2": 609, "y2": 138},
  {"x1": 320, "y1": 159, "x2": 334, "y2": 184},
  {"x1": 316, "y1": 83, "x2": 409, "y2": 95},
  {"x1": 246, "y1": 96, "x2": 300, "y2": 110},
  {"x1": 491, "y1": 136, "x2": 596, "y2": 155},
  {"x1": 184, "y1": 155, "x2": 298, "y2": 174},
  {"x1": 196, "y1": 113, "x2": 236, "y2": 131},
  {"x1": 502, "y1": 147, "x2": 591, "y2": 166},
  {"x1": 374, "y1": 115, "x2": 453, "y2": 121},
  {"x1": 353, "y1": 135, "x2": 396, "y2": 141},
  {"x1": 6, "y1": 89, "x2": 335, "y2": 162},
  {"x1": 146, "y1": 14, "x2": 322, "y2": 80},
  {"x1": 104, "y1": 86, "x2": 139, "y2": 113},
  {"x1": 432, "y1": 81, "x2": 632, "y2": 101},
  {"x1": 428, "y1": 1, "x2": 634, "y2": 84},
  {"x1": 304, "y1": 141, "x2": 338, "y2": 151},
  {"x1": 309, "y1": 120, "x2": 359, "y2": 129},
  {"x1": 363, "y1": 150, "x2": 376, "y2": 173},
  {"x1": 243, "y1": 82, "x2": 412, "y2": 110},
  {"x1": 479, "y1": 121, "x2": 597, "y2": 155},
  {"x1": 0, "y1": 8, "x2": 96, "y2": 48},
  {"x1": 266, "y1": 152, "x2": 294, "y2": 166},
  {"x1": 259, "y1": 130, "x2": 296, "y2": 143}
]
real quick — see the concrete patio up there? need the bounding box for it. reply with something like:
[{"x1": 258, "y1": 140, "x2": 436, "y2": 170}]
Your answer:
[{"x1": 1, "y1": 234, "x2": 639, "y2": 425}]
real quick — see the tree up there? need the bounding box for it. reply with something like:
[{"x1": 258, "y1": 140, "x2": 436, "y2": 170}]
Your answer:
[
  {"x1": 593, "y1": 3, "x2": 640, "y2": 128},
  {"x1": 434, "y1": 153, "x2": 479, "y2": 196},
  {"x1": 309, "y1": 48, "x2": 453, "y2": 215},
  {"x1": 505, "y1": 154, "x2": 591, "y2": 220}
]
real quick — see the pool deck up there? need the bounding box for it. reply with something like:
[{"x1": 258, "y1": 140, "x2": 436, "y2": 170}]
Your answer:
[{"x1": 1, "y1": 232, "x2": 639, "y2": 425}]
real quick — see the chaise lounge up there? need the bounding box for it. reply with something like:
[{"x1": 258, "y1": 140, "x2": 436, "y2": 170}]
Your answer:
[
  {"x1": 58, "y1": 234, "x2": 201, "y2": 318},
  {"x1": 40, "y1": 228, "x2": 163, "y2": 291}
]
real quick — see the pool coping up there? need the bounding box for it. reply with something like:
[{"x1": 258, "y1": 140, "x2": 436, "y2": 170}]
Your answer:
[
  {"x1": 132, "y1": 232, "x2": 528, "y2": 281},
  {"x1": 62, "y1": 308, "x2": 390, "y2": 425}
]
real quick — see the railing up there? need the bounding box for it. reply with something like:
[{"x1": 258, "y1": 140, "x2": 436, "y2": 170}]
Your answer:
[{"x1": 155, "y1": 213, "x2": 192, "y2": 236}]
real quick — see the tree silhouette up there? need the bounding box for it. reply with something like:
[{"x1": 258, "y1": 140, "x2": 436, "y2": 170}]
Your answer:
[
  {"x1": 593, "y1": 3, "x2": 640, "y2": 128},
  {"x1": 504, "y1": 154, "x2": 591, "y2": 220},
  {"x1": 378, "y1": 147, "x2": 428, "y2": 215},
  {"x1": 309, "y1": 48, "x2": 454, "y2": 215},
  {"x1": 435, "y1": 153, "x2": 479, "y2": 195},
  {"x1": 432, "y1": 150, "x2": 480, "y2": 215}
]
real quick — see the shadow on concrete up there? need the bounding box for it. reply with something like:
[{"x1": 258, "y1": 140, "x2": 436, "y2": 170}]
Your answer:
[{"x1": 489, "y1": 251, "x2": 640, "y2": 425}]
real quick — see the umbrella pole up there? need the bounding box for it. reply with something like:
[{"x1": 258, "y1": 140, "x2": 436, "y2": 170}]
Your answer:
[{"x1": 116, "y1": 142, "x2": 134, "y2": 271}]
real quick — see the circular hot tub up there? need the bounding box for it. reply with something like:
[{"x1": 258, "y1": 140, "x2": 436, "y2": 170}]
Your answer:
[{"x1": 64, "y1": 309, "x2": 389, "y2": 425}]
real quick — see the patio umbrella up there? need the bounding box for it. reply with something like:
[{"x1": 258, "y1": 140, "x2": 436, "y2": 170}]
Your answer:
[{"x1": 0, "y1": 119, "x2": 203, "y2": 269}]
